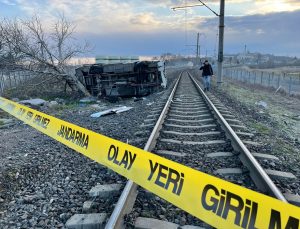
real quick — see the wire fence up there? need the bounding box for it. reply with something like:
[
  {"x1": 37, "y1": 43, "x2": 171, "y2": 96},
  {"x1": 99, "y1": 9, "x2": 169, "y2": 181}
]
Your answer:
[
  {"x1": 0, "y1": 70, "x2": 36, "y2": 96},
  {"x1": 0, "y1": 66, "x2": 79, "y2": 96},
  {"x1": 224, "y1": 68, "x2": 300, "y2": 95}
]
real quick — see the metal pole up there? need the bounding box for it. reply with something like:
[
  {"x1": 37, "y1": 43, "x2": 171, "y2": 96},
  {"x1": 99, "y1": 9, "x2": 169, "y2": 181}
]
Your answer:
[
  {"x1": 217, "y1": 0, "x2": 225, "y2": 85},
  {"x1": 196, "y1": 32, "x2": 200, "y2": 65},
  {"x1": 0, "y1": 71, "x2": 3, "y2": 95},
  {"x1": 289, "y1": 75, "x2": 292, "y2": 95},
  {"x1": 196, "y1": 32, "x2": 199, "y2": 58}
]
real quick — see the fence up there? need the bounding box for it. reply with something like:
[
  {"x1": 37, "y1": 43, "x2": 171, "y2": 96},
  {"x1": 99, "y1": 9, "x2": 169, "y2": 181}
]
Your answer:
[
  {"x1": 0, "y1": 66, "x2": 79, "y2": 96},
  {"x1": 224, "y1": 68, "x2": 300, "y2": 95},
  {"x1": 0, "y1": 69, "x2": 45, "y2": 96}
]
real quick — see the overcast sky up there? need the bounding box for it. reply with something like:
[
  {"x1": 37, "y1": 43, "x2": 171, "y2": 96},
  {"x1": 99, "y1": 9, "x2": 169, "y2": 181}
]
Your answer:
[{"x1": 1, "y1": 0, "x2": 300, "y2": 57}]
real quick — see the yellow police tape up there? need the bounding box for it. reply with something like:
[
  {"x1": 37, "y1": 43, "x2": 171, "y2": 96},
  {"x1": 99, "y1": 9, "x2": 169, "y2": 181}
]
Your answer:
[{"x1": 0, "y1": 96, "x2": 299, "y2": 228}]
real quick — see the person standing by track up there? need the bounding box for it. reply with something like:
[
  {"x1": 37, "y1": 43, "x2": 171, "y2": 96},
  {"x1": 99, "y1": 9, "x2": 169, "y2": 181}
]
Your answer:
[{"x1": 200, "y1": 60, "x2": 214, "y2": 92}]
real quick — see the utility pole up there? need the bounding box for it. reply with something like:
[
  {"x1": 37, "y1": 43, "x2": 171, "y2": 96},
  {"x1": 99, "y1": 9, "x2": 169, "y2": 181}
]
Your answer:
[
  {"x1": 172, "y1": 0, "x2": 225, "y2": 83},
  {"x1": 196, "y1": 32, "x2": 199, "y2": 58},
  {"x1": 196, "y1": 32, "x2": 200, "y2": 65},
  {"x1": 217, "y1": 0, "x2": 225, "y2": 85},
  {"x1": 186, "y1": 32, "x2": 202, "y2": 65}
]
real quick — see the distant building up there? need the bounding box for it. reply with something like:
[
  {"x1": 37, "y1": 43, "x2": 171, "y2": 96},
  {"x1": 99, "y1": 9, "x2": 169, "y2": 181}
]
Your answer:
[
  {"x1": 66, "y1": 57, "x2": 95, "y2": 66},
  {"x1": 95, "y1": 56, "x2": 139, "y2": 64}
]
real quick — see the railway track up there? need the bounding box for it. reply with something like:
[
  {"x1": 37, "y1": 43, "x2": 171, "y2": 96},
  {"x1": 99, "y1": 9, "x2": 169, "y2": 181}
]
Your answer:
[
  {"x1": 1, "y1": 69, "x2": 298, "y2": 229},
  {"x1": 102, "y1": 71, "x2": 299, "y2": 228}
]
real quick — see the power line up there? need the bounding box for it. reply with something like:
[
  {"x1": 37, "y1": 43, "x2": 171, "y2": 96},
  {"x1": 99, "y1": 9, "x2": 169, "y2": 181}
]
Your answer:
[{"x1": 197, "y1": 0, "x2": 219, "y2": 16}]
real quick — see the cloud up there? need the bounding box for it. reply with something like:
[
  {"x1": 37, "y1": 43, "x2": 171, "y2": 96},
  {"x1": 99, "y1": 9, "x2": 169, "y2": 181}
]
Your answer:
[
  {"x1": 7, "y1": 0, "x2": 300, "y2": 35},
  {"x1": 256, "y1": 29, "x2": 265, "y2": 34},
  {"x1": 78, "y1": 30, "x2": 188, "y2": 56},
  {"x1": 130, "y1": 12, "x2": 160, "y2": 26},
  {"x1": 9, "y1": 0, "x2": 176, "y2": 33},
  {"x1": 248, "y1": 0, "x2": 300, "y2": 14},
  {"x1": 1, "y1": 0, "x2": 16, "y2": 5},
  {"x1": 2, "y1": 0, "x2": 300, "y2": 56},
  {"x1": 216, "y1": 10, "x2": 300, "y2": 55}
]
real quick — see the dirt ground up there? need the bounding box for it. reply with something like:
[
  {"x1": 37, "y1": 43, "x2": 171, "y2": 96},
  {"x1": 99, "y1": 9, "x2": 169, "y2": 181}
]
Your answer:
[
  {"x1": 216, "y1": 78, "x2": 300, "y2": 141},
  {"x1": 204, "y1": 76, "x2": 300, "y2": 196}
]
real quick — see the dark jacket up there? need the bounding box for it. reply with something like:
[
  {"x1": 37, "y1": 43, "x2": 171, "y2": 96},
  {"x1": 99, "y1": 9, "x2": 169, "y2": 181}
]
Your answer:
[{"x1": 200, "y1": 64, "x2": 213, "y2": 76}]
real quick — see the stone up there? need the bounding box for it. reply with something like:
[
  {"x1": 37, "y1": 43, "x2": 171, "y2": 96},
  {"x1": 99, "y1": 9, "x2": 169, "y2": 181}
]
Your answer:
[
  {"x1": 65, "y1": 213, "x2": 107, "y2": 229},
  {"x1": 82, "y1": 201, "x2": 95, "y2": 213},
  {"x1": 48, "y1": 101, "x2": 59, "y2": 108},
  {"x1": 79, "y1": 97, "x2": 97, "y2": 103},
  {"x1": 135, "y1": 217, "x2": 178, "y2": 229},
  {"x1": 55, "y1": 98, "x2": 66, "y2": 104},
  {"x1": 20, "y1": 98, "x2": 46, "y2": 106},
  {"x1": 89, "y1": 104, "x2": 102, "y2": 109},
  {"x1": 255, "y1": 100, "x2": 268, "y2": 109},
  {"x1": 23, "y1": 195, "x2": 38, "y2": 204},
  {"x1": 89, "y1": 184, "x2": 122, "y2": 198}
]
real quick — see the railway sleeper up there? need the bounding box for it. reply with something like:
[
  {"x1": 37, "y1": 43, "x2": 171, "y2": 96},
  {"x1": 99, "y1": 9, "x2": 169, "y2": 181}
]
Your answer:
[
  {"x1": 66, "y1": 213, "x2": 107, "y2": 229},
  {"x1": 164, "y1": 123, "x2": 217, "y2": 129},
  {"x1": 215, "y1": 167, "x2": 296, "y2": 180},
  {"x1": 170, "y1": 107, "x2": 208, "y2": 111},
  {"x1": 156, "y1": 150, "x2": 187, "y2": 157},
  {"x1": 162, "y1": 130, "x2": 221, "y2": 136},
  {"x1": 171, "y1": 103, "x2": 206, "y2": 108},
  {"x1": 135, "y1": 217, "x2": 207, "y2": 229},
  {"x1": 160, "y1": 138, "x2": 226, "y2": 146},
  {"x1": 172, "y1": 101, "x2": 204, "y2": 105},
  {"x1": 168, "y1": 113, "x2": 211, "y2": 119},
  {"x1": 168, "y1": 112, "x2": 210, "y2": 116},
  {"x1": 89, "y1": 183, "x2": 122, "y2": 198},
  {"x1": 283, "y1": 193, "x2": 300, "y2": 207}
]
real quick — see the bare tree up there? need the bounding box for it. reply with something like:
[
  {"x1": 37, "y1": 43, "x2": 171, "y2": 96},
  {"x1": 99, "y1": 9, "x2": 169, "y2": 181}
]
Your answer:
[{"x1": 0, "y1": 14, "x2": 91, "y2": 96}]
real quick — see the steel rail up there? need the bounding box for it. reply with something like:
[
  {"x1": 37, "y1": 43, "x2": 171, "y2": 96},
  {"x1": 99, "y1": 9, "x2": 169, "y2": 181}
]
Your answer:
[
  {"x1": 188, "y1": 72, "x2": 287, "y2": 202},
  {"x1": 105, "y1": 72, "x2": 183, "y2": 229}
]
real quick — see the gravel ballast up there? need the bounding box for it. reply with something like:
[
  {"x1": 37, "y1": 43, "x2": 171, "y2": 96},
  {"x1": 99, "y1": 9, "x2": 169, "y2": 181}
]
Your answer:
[{"x1": 0, "y1": 68, "x2": 178, "y2": 228}]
